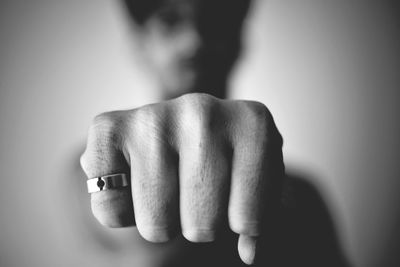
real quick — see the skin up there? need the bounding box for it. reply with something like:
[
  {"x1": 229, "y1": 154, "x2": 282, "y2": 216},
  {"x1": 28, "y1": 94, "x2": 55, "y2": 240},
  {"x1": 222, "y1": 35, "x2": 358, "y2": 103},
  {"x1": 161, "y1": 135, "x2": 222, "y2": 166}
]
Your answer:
[
  {"x1": 80, "y1": 94, "x2": 284, "y2": 265},
  {"x1": 80, "y1": 0, "x2": 285, "y2": 265}
]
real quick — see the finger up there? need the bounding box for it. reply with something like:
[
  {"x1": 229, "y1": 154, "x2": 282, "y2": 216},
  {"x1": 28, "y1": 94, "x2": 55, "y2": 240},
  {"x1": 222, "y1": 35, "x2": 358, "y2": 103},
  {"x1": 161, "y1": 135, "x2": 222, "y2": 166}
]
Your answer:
[
  {"x1": 228, "y1": 102, "x2": 284, "y2": 264},
  {"x1": 126, "y1": 109, "x2": 179, "y2": 242},
  {"x1": 238, "y1": 146, "x2": 284, "y2": 265},
  {"x1": 238, "y1": 235, "x2": 257, "y2": 265},
  {"x1": 238, "y1": 152, "x2": 284, "y2": 265},
  {"x1": 80, "y1": 112, "x2": 135, "y2": 227},
  {"x1": 179, "y1": 126, "x2": 231, "y2": 242}
]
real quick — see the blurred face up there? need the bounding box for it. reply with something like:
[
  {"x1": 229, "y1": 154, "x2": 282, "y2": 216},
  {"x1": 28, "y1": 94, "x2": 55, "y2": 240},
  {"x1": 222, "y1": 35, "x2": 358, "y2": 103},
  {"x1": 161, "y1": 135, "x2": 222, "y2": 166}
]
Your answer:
[{"x1": 137, "y1": 0, "x2": 249, "y2": 98}]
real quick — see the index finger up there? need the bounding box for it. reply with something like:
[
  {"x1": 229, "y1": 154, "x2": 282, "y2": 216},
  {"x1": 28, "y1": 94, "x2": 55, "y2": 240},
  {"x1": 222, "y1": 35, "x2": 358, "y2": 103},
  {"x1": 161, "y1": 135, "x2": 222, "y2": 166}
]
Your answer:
[{"x1": 227, "y1": 101, "x2": 284, "y2": 264}]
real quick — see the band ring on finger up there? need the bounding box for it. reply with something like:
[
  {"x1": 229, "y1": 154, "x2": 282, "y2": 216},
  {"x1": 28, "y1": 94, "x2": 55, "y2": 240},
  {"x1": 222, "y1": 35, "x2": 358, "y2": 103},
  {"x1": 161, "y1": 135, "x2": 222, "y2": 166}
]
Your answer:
[{"x1": 87, "y1": 173, "x2": 129, "y2": 193}]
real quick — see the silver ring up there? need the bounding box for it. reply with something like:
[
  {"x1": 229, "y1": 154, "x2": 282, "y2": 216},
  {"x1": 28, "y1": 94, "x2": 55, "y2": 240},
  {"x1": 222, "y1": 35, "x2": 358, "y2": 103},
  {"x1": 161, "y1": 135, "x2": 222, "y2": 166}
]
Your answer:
[{"x1": 87, "y1": 173, "x2": 129, "y2": 193}]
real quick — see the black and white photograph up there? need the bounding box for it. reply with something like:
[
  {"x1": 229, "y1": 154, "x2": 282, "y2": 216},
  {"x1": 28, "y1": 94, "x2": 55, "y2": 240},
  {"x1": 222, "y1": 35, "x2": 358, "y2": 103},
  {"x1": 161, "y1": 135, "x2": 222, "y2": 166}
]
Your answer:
[{"x1": 0, "y1": 0, "x2": 399, "y2": 266}]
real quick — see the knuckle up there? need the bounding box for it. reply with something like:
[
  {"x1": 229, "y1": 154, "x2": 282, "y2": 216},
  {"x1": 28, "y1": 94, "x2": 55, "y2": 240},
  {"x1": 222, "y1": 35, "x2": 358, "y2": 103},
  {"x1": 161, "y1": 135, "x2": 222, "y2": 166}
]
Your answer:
[
  {"x1": 81, "y1": 111, "x2": 129, "y2": 177},
  {"x1": 238, "y1": 101, "x2": 282, "y2": 147},
  {"x1": 229, "y1": 218, "x2": 260, "y2": 236},
  {"x1": 83, "y1": 112, "x2": 128, "y2": 164},
  {"x1": 178, "y1": 93, "x2": 218, "y2": 115},
  {"x1": 176, "y1": 93, "x2": 222, "y2": 134},
  {"x1": 92, "y1": 205, "x2": 120, "y2": 228},
  {"x1": 137, "y1": 226, "x2": 174, "y2": 243},
  {"x1": 228, "y1": 203, "x2": 261, "y2": 235},
  {"x1": 91, "y1": 190, "x2": 135, "y2": 228},
  {"x1": 182, "y1": 228, "x2": 216, "y2": 243},
  {"x1": 89, "y1": 111, "x2": 127, "y2": 146},
  {"x1": 92, "y1": 208, "x2": 127, "y2": 228},
  {"x1": 129, "y1": 105, "x2": 159, "y2": 130},
  {"x1": 241, "y1": 101, "x2": 272, "y2": 131},
  {"x1": 127, "y1": 104, "x2": 168, "y2": 146},
  {"x1": 177, "y1": 92, "x2": 216, "y2": 106}
]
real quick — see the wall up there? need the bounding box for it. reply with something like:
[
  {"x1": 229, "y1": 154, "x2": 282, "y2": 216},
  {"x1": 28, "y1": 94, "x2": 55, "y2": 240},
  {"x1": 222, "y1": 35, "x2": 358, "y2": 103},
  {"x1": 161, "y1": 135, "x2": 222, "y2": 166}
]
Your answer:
[{"x1": 0, "y1": 1, "x2": 399, "y2": 266}]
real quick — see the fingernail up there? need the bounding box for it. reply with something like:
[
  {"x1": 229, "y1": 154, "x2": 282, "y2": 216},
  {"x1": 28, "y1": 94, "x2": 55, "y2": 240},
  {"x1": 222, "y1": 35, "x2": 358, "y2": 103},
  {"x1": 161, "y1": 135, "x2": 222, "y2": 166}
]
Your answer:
[
  {"x1": 230, "y1": 220, "x2": 261, "y2": 236},
  {"x1": 138, "y1": 225, "x2": 175, "y2": 243}
]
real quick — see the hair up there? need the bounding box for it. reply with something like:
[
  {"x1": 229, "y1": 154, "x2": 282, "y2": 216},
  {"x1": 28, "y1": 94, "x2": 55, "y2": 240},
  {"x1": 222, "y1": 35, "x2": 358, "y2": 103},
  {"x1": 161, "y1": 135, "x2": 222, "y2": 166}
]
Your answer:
[
  {"x1": 123, "y1": 0, "x2": 251, "y2": 25},
  {"x1": 123, "y1": 0, "x2": 163, "y2": 25}
]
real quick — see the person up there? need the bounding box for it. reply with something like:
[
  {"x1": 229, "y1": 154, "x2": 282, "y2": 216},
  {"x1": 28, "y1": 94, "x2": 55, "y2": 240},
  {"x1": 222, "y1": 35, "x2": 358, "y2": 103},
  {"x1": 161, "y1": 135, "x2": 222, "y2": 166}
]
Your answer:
[{"x1": 79, "y1": 0, "x2": 349, "y2": 266}]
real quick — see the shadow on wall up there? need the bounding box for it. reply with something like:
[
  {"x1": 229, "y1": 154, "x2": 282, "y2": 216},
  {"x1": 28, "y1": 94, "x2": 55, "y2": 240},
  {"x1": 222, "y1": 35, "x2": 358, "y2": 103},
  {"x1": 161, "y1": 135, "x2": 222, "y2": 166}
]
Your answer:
[
  {"x1": 162, "y1": 172, "x2": 351, "y2": 267},
  {"x1": 258, "y1": 172, "x2": 351, "y2": 267},
  {"x1": 66, "y1": 148, "x2": 351, "y2": 267}
]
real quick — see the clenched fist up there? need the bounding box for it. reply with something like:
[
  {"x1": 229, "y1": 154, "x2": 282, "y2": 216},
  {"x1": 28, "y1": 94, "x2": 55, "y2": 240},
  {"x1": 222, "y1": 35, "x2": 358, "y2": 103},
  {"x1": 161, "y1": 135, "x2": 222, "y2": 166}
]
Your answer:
[{"x1": 80, "y1": 93, "x2": 284, "y2": 265}]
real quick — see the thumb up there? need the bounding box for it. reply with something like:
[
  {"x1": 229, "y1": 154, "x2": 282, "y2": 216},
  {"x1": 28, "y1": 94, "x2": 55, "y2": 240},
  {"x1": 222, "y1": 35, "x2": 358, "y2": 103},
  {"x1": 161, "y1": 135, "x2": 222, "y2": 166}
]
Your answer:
[{"x1": 238, "y1": 235, "x2": 258, "y2": 265}]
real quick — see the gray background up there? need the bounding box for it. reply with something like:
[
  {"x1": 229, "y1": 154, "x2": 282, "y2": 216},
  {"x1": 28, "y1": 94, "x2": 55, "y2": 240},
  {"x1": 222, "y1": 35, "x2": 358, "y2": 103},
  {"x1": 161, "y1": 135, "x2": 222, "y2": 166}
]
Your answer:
[{"x1": 1, "y1": 0, "x2": 399, "y2": 266}]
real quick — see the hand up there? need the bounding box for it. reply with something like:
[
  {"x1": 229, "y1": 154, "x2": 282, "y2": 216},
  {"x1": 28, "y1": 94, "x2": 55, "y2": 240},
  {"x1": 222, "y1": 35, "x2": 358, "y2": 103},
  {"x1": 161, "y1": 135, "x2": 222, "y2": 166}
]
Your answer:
[{"x1": 80, "y1": 93, "x2": 284, "y2": 265}]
